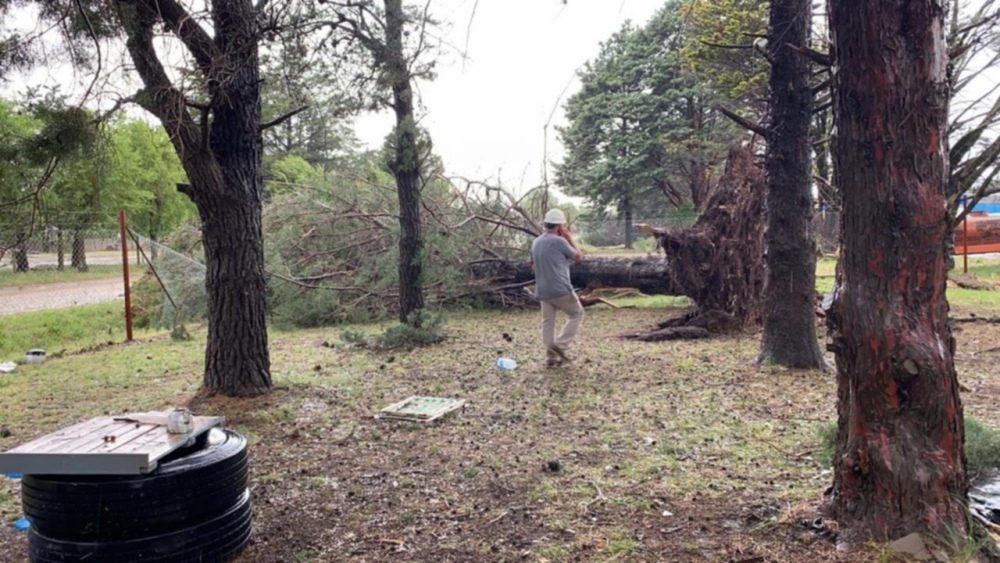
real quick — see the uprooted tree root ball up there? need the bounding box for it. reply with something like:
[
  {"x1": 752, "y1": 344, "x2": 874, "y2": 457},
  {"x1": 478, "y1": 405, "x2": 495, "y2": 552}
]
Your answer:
[{"x1": 628, "y1": 144, "x2": 765, "y2": 341}]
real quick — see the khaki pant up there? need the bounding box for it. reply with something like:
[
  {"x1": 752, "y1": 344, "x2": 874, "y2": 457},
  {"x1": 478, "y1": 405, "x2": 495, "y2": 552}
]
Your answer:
[{"x1": 540, "y1": 293, "x2": 584, "y2": 359}]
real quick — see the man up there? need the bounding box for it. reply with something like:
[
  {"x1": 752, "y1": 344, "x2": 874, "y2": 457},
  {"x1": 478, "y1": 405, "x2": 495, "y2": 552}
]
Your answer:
[{"x1": 529, "y1": 208, "x2": 584, "y2": 368}]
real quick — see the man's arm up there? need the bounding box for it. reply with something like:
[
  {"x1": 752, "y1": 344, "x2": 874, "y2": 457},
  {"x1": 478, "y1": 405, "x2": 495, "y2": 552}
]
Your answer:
[{"x1": 557, "y1": 226, "x2": 584, "y2": 263}]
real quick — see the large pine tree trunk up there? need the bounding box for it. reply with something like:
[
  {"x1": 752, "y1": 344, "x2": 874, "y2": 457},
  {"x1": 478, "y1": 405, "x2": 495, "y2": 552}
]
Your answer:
[
  {"x1": 121, "y1": 0, "x2": 273, "y2": 397},
  {"x1": 758, "y1": 0, "x2": 824, "y2": 368},
  {"x1": 195, "y1": 0, "x2": 271, "y2": 397},
  {"x1": 385, "y1": 0, "x2": 425, "y2": 326},
  {"x1": 825, "y1": 0, "x2": 966, "y2": 541},
  {"x1": 196, "y1": 190, "x2": 271, "y2": 396}
]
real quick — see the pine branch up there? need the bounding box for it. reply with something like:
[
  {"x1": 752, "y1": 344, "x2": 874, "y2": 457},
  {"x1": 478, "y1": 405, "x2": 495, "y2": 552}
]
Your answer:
[
  {"x1": 788, "y1": 44, "x2": 831, "y2": 66},
  {"x1": 716, "y1": 106, "x2": 769, "y2": 139},
  {"x1": 140, "y1": 0, "x2": 219, "y2": 75},
  {"x1": 261, "y1": 105, "x2": 309, "y2": 131}
]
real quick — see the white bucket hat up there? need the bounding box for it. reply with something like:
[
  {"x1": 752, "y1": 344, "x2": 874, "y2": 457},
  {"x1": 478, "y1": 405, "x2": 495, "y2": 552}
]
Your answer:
[{"x1": 543, "y1": 208, "x2": 566, "y2": 225}]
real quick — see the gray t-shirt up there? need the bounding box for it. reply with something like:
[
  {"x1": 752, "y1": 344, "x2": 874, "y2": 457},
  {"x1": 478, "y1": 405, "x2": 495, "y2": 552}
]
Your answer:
[{"x1": 531, "y1": 233, "x2": 577, "y2": 299}]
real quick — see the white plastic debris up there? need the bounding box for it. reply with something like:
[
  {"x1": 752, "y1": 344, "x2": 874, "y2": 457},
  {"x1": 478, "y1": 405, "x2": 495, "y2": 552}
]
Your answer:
[
  {"x1": 0, "y1": 361, "x2": 15, "y2": 374},
  {"x1": 167, "y1": 408, "x2": 194, "y2": 434},
  {"x1": 24, "y1": 349, "x2": 45, "y2": 364}
]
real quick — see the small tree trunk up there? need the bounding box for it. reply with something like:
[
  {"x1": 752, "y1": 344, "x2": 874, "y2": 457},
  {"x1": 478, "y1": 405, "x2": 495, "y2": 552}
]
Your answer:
[
  {"x1": 826, "y1": 0, "x2": 966, "y2": 542},
  {"x1": 56, "y1": 230, "x2": 65, "y2": 271},
  {"x1": 622, "y1": 201, "x2": 634, "y2": 249},
  {"x1": 758, "y1": 0, "x2": 825, "y2": 368},
  {"x1": 385, "y1": 0, "x2": 425, "y2": 326},
  {"x1": 71, "y1": 230, "x2": 88, "y2": 272},
  {"x1": 13, "y1": 232, "x2": 28, "y2": 272}
]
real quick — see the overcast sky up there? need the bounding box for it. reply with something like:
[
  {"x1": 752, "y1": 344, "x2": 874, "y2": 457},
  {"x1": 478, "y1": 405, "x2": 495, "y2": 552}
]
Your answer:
[{"x1": 355, "y1": 0, "x2": 663, "y2": 191}]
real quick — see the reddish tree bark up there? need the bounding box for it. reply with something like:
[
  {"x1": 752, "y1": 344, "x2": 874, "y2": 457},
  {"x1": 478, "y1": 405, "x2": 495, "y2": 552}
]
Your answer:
[{"x1": 825, "y1": 0, "x2": 966, "y2": 542}]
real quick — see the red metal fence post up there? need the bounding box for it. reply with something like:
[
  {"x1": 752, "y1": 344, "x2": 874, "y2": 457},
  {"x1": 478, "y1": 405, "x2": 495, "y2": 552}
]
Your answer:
[{"x1": 119, "y1": 210, "x2": 134, "y2": 342}]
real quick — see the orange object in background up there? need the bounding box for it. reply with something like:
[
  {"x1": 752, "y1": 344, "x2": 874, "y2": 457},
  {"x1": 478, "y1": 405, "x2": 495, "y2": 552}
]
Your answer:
[{"x1": 954, "y1": 212, "x2": 1000, "y2": 255}]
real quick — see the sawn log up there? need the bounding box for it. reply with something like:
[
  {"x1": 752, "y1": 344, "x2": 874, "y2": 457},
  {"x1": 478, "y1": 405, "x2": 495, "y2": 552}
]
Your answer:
[{"x1": 468, "y1": 256, "x2": 678, "y2": 296}]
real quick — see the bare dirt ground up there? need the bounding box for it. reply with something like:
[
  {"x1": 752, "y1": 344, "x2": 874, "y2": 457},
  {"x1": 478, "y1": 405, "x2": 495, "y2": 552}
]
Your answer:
[{"x1": 0, "y1": 277, "x2": 124, "y2": 316}]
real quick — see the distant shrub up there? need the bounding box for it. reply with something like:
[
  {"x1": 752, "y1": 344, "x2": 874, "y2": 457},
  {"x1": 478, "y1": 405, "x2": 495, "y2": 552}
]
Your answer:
[{"x1": 966, "y1": 417, "x2": 1000, "y2": 478}]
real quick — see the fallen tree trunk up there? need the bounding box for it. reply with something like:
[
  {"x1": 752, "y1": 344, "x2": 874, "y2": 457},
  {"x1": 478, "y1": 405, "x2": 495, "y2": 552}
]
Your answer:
[{"x1": 467, "y1": 255, "x2": 677, "y2": 296}]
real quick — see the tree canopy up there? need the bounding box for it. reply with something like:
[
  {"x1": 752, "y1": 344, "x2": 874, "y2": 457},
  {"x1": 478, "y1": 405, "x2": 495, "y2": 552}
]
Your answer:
[{"x1": 556, "y1": 2, "x2": 732, "y2": 236}]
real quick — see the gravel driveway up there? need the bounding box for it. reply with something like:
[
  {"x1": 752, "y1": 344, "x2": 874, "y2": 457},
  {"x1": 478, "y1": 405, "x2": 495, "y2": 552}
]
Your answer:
[{"x1": 0, "y1": 277, "x2": 125, "y2": 316}]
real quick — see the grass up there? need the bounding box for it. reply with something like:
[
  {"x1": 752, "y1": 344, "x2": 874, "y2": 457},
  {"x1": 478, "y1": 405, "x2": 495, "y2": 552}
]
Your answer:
[
  {"x1": 0, "y1": 264, "x2": 125, "y2": 287},
  {"x1": 0, "y1": 302, "x2": 164, "y2": 360},
  {"x1": 815, "y1": 257, "x2": 1000, "y2": 312}
]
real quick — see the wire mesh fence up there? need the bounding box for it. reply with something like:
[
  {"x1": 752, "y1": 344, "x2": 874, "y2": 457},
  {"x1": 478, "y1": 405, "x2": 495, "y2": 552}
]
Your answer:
[{"x1": 0, "y1": 218, "x2": 142, "y2": 272}]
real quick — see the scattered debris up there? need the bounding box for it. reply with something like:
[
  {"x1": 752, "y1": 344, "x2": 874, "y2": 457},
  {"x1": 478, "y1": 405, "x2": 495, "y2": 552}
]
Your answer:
[
  {"x1": 23, "y1": 349, "x2": 45, "y2": 365},
  {"x1": 0, "y1": 361, "x2": 15, "y2": 374},
  {"x1": 14, "y1": 517, "x2": 30, "y2": 531},
  {"x1": 889, "y1": 533, "x2": 935, "y2": 561},
  {"x1": 378, "y1": 396, "x2": 465, "y2": 423},
  {"x1": 544, "y1": 460, "x2": 562, "y2": 473},
  {"x1": 496, "y1": 358, "x2": 517, "y2": 370},
  {"x1": 950, "y1": 273, "x2": 997, "y2": 291}
]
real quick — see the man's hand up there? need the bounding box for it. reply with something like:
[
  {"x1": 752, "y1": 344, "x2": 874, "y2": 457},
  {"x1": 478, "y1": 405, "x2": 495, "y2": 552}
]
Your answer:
[{"x1": 557, "y1": 225, "x2": 579, "y2": 250}]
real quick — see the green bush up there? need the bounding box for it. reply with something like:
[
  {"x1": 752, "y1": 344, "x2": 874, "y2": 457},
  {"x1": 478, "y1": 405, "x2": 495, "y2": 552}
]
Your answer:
[
  {"x1": 816, "y1": 417, "x2": 1000, "y2": 476},
  {"x1": 966, "y1": 417, "x2": 1000, "y2": 478},
  {"x1": 816, "y1": 421, "x2": 838, "y2": 467}
]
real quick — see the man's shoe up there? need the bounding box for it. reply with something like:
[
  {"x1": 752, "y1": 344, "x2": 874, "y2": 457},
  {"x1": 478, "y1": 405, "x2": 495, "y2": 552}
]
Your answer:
[
  {"x1": 545, "y1": 358, "x2": 563, "y2": 369},
  {"x1": 548, "y1": 346, "x2": 572, "y2": 364}
]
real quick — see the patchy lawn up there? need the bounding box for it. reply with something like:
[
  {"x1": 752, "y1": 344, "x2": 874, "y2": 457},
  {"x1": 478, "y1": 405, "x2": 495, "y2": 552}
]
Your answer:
[{"x1": 0, "y1": 297, "x2": 998, "y2": 561}]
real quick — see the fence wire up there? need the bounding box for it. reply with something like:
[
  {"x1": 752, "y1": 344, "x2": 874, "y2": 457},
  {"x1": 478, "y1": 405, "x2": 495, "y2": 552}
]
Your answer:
[{"x1": 0, "y1": 219, "x2": 139, "y2": 272}]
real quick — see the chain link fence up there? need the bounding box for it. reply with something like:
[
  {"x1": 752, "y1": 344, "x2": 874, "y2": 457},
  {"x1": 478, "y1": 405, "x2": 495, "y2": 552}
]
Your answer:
[{"x1": 0, "y1": 216, "x2": 142, "y2": 273}]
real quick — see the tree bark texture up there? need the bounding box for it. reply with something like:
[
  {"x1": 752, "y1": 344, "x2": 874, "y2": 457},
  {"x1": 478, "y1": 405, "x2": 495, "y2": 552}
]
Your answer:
[
  {"x1": 655, "y1": 145, "x2": 766, "y2": 327},
  {"x1": 758, "y1": 0, "x2": 825, "y2": 368},
  {"x1": 385, "y1": 0, "x2": 425, "y2": 326},
  {"x1": 826, "y1": 0, "x2": 966, "y2": 541},
  {"x1": 118, "y1": 0, "x2": 272, "y2": 396}
]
